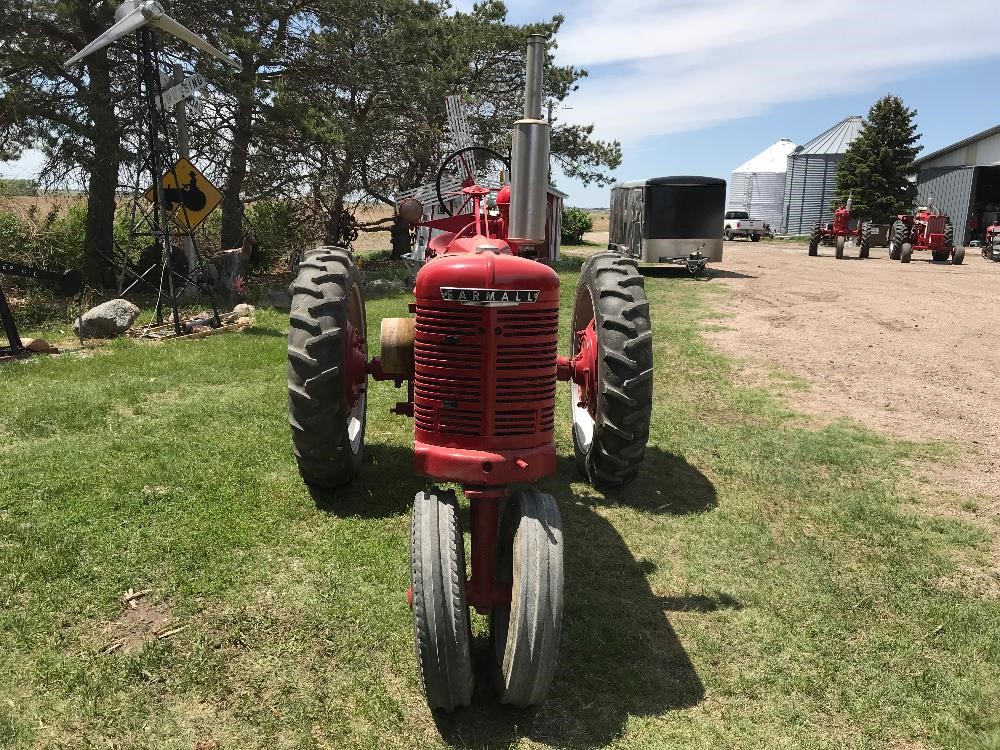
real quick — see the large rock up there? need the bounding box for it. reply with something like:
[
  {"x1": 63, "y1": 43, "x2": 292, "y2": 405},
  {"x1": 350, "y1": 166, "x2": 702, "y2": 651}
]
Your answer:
[
  {"x1": 265, "y1": 289, "x2": 292, "y2": 311},
  {"x1": 73, "y1": 298, "x2": 141, "y2": 339},
  {"x1": 364, "y1": 278, "x2": 406, "y2": 296}
]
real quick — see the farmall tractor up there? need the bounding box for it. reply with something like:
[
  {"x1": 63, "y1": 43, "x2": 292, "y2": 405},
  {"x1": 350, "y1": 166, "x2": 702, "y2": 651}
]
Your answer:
[
  {"x1": 808, "y1": 199, "x2": 872, "y2": 259},
  {"x1": 888, "y1": 207, "x2": 964, "y2": 264},
  {"x1": 286, "y1": 36, "x2": 653, "y2": 710},
  {"x1": 982, "y1": 222, "x2": 1000, "y2": 262}
]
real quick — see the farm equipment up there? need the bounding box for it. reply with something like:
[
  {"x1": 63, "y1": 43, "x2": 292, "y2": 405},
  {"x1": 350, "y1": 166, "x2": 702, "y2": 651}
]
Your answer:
[
  {"x1": 808, "y1": 200, "x2": 871, "y2": 259},
  {"x1": 286, "y1": 35, "x2": 653, "y2": 710},
  {"x1": 888, "y1": 208, "x2": 964, "y2": 264},
  {"x1": 982, "y1": 223, "x2": 1000, "y2": 262}
]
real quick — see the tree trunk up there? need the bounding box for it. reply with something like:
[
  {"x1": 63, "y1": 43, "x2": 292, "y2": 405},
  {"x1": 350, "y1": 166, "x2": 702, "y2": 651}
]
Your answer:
[
  {"x1": 221, "y1": 102, "x2": 252, "y2": 249},
  {"x1": 82, "y1": 49, "x2": 120, "y2": 288}
]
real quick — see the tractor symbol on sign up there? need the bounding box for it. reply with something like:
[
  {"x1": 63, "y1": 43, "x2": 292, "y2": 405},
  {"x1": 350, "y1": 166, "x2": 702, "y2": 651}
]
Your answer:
[{"x1": 161, "y1": 170, "x2": 208, "y2": 212}]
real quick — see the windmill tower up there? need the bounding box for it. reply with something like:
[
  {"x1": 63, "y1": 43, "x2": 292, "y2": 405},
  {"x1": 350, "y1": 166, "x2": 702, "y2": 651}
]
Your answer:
[{"x1": 396, "y1": 95, "x2": 506, "y2": 261}]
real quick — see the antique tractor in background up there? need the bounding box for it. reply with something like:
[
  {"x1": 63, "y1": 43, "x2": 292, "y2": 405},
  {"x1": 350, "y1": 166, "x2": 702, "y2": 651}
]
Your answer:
[
  {"x1": 982, "y1": 222, "x2": 1000, "y2": 262},
  {"x1": 888, "y1": 207, "x2": 964, "y2": 264},
  {"x1": 808, "y1": 199, "x2": 871, "y2": 259},
  {"x1": 286, "y1": 35, "x2": 653, "y2": 710}
]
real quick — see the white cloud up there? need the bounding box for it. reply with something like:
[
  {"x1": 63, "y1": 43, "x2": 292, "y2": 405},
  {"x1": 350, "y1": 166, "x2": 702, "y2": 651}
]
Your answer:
[{"x1": 552, "y1": 0, "x2": 999, "y2": 141}]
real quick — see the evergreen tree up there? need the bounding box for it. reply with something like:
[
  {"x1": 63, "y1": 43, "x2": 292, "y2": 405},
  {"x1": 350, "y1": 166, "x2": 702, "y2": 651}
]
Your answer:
[{"x1": 832, "y1": 95, "x2": 921, "y2": 222}]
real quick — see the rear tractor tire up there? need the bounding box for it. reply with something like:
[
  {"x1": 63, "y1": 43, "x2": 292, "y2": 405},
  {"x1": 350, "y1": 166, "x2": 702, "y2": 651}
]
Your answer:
[
  {"x1": 889, "y1": 221, "x2": 907, "y2": 261},
  {"x1": 570, "y1": 253, "x2": 653, "y2": 488},
  {"x1": 808, "y1": 222, "x2": 820, "y2": 256},
  {"x1": 411, "y1": 488, "x2": 475, "y2": 711},
  {"x1": 835, "y1": 235, "x2": 845, "y2": 259},
  {"x1": 859, "y1": 221, "x2": 872, "y2": 259},
  {"x1": 490, "y1": 488, "x2": 564, "y2": 708},
  {"x1": 287, "y1": 247, "x2": 368, "y2": 490}
]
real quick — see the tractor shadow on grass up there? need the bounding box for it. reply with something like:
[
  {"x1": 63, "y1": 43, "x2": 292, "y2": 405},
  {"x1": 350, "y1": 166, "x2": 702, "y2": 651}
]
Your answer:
[
  {"x1": 308, "y1": 442, "x2": 425, "y2": 518},
  {"x1": 436, "y1": 451, "x2": 721, "y2": 748}
]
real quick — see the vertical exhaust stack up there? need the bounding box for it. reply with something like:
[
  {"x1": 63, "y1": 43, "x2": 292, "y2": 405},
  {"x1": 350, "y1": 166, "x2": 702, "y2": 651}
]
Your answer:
[{"x1": 508, "y1": 34, "x2": 551, "y2": 248}]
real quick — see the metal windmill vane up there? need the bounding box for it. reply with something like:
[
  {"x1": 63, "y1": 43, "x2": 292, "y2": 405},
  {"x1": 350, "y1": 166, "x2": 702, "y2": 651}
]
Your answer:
[
  {"x1": 64, "y1": 0, "x2": 240, "y2": 70},
  {"x1": 63, "y1": 0, "x2": 239, "y2": 336}
]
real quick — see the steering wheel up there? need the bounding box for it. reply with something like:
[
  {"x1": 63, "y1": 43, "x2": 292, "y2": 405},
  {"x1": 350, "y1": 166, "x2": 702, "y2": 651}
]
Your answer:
[{"x1": 435, "y1": 146, "x2": 511, "y2": 216}]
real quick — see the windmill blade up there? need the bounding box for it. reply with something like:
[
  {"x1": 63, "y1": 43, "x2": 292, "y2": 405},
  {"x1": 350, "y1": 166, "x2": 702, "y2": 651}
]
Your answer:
[
  {"x1": 151, "y1": 13, "x2": 241, "y2": 69},
  {"x1": 63, "y1": 5, "x2": 146, "y2": 67},
  {"x1": 445, "y1": 95, "x2": 473, "y2": 150}
]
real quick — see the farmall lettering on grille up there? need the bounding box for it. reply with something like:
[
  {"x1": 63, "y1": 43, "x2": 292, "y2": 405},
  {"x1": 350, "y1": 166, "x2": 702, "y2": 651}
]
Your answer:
[{"x1": 286, "y1": 35, "x2": 654, "y2": 711}]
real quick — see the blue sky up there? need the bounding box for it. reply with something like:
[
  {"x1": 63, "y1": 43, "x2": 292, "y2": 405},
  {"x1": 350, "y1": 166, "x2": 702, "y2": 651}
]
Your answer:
[{"x1": 4, "y1": 0, "x2": 998, "y2": 208}]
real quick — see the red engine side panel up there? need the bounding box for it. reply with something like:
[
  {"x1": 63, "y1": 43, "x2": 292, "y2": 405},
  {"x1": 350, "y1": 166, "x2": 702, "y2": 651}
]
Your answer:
[{"x1": 412, "y1": 250, "x2": 560, "y2": 486}]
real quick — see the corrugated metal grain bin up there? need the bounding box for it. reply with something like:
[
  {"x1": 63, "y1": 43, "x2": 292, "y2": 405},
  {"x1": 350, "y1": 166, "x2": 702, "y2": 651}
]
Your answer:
[{"x1": 782, "y1": 117, "x2": 862, "y2": 235}]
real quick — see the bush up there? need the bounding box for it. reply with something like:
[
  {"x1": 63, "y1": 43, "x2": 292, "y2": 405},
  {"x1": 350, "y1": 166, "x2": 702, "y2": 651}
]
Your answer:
[
  {"x1": 561, "y1": 206, "x2": 593, "y2": 245},
  {"x1": 245, "y1": 199, "x2": 311, "y2": 274}
]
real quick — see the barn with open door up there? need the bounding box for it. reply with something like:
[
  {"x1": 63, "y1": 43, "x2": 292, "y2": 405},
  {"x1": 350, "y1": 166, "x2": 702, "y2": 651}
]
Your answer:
[{"x1": 914, "y1": 123, "x2": 1000, "y2": 245}]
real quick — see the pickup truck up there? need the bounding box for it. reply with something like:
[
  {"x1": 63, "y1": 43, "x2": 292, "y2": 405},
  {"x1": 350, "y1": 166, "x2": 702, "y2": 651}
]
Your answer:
[{"x1": 724, "y1": 210, "x2": 765, "y2": 242}]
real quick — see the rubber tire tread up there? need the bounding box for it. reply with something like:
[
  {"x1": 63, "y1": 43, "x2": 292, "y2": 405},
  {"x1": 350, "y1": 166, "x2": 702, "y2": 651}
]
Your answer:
[
  {"x1": 411, "y1": 488, "x2": 474, "y2": 711},
  {"x1": 859, "y1": 221, "x2": 871, "y2": 259},
  {"x1": 953, "y1": 245, "x2": 965, "y2": 265},
  {"x1": 287, "y1": 246, "x2": 365, "y2": 489},
  {"x1": 491, "y1": 488, "x2": 564, "y2": 708},
  {"x1": 890, "y1": 221, "x2": 907, "y2": 261},
  {"x1": 808, "y1": 222, "x2": 820, "y2": 256},
  {"x1": 572, "y1": 253, "x2": 653, "y2": 488},
  {"x1": 835, "y1": 235, "x2": 845, "y2": 259}
]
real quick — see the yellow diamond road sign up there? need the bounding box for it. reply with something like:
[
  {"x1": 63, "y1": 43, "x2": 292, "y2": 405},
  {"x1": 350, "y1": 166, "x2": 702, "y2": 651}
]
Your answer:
[{"x1": 144, "y1": 157, "x2": 222, "y2": 231}]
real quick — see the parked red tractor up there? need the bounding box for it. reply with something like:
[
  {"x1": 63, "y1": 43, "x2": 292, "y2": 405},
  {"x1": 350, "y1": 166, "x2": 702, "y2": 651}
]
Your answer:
[
  {"x1": 888, "y1": 207, "x2": 964, "y2": 264},
  {"x1": 982, "y1": 222, "x2": 1000, "y2": 262},
  {"x1": 808, "y1": 200, "x2": 871, "y2": 259},
  {"x1": 286, "y1": 35, "x2": 653, "y2": 711}
]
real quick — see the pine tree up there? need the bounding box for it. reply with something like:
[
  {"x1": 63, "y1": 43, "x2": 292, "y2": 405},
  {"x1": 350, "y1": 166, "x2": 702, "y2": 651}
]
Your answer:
[{"x1": 832, "y1": 95, "x2": 922, "y2": 222}]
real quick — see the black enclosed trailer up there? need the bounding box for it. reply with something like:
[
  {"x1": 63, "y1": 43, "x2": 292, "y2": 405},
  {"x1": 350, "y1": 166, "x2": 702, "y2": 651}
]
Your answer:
[{"x1": 608, "y1": 176, "x2": 726, "y2": 272}]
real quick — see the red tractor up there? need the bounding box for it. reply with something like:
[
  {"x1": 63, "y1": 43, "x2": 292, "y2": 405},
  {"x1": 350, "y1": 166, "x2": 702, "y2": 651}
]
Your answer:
[
  {"x1": 286, "y1": 35, "x2": 653, "y2": 711},
  {"x1": 808, "y1": 199, "x2": 871, "y2": 259},
  {"x1": 888, "y1": 207, "x2": 964, "y2": 264},
  {"x1": 982, "y1": 223, "x2": 1000, "y2": 262}
]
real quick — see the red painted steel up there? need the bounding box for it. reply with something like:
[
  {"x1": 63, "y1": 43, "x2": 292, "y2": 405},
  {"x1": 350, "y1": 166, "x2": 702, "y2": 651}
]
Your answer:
[{"x1": 412, "y1": 250, "x2": 560, "y2": 486}]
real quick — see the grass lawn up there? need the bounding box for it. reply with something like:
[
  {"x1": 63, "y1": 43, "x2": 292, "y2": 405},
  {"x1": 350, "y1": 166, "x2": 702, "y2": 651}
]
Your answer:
[{"x1": 2, "y1": 260, "x2": 998, "y2": 749}]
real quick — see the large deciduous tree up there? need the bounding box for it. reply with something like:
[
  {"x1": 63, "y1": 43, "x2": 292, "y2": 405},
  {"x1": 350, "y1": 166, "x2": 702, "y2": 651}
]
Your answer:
[
  {"x1": 833, "y1": 95, "x2": 922, "y2": 222},
  {"x1": 0, "y1": 0, "x2": 129, "y2": 283}
]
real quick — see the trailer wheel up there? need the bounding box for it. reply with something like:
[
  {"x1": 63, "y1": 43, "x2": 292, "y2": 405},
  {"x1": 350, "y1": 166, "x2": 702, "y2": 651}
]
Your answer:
[
  {"x1": 889, "y1": 221, "x2": 907, "y2": 260},
  {"x1": 411, "y1": 488, "x2": 474, "y2": 711},
  {"x1": 808, "y1": 222, "x2": 820, "y2": 256},
  {"x1": 859, "y1": 221, "x2": 872, "y2": 259},
  {"x1": 490, "y1": 488, "x2": 563, "y2": 708},
  {"x1": 835, "y1": 235, "x2": 845, "y2": 259},
  {"x1": 570, "y1": 253, "x2": 653, "y2": 488},
  {"x1": 952, "y1": 246, "x2": 965, "y2": 265},
  {"x1": 901, "y1": 243, "x2": 913, "y2": 263},
  {"x1": 287, "y1": 247, "x2": 368, "y2": 489}
]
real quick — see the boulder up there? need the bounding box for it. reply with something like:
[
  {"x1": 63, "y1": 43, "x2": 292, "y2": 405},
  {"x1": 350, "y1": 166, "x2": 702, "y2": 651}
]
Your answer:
[
  {"x1": 265, "y1": 289, "x2": 292, "y2": 311},
  {"x1": 73, "y1": 298, "x2": 141, "y2": 339},
  {"x1": 364, "y1": 278, "x2": 406, "y2": 296},
  {"x1": 21, "y1": 338, "x2": 59, "y2": 354},
  {"x1": 232, "y1": 303, "x2": 255, "y2": 318}
]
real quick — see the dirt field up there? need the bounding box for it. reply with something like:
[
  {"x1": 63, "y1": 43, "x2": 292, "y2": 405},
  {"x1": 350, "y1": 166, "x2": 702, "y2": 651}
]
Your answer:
[{"x1": 702, "y1": 239, "x2": 1000, "y2": 511}]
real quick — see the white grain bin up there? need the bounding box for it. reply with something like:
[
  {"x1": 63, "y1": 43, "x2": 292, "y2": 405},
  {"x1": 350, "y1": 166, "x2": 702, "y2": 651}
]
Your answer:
[{"x1": 727, "y1": 138, "x2": 797, "y2": 230}]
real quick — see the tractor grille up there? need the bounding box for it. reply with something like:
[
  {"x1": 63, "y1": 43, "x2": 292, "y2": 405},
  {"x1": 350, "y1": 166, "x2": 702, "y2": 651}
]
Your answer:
[
  {"x1": 413, "y1": 302, "x2": 558, "y2": 441},
  {"x1": 926, "y1": 215, "x2": 946, "y2": 235}
]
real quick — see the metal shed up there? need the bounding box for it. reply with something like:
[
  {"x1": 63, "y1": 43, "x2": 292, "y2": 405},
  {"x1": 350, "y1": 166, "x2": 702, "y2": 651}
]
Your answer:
[
  {"x1": 914, "y1": 123, "x2": 1000, "y2": 245},
  {"x1": 781, "y1": 116, "x2": 863, "y2": 234},
  {"x1": 727, "y1": 138, "x2": 797, "y2": 230}
]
